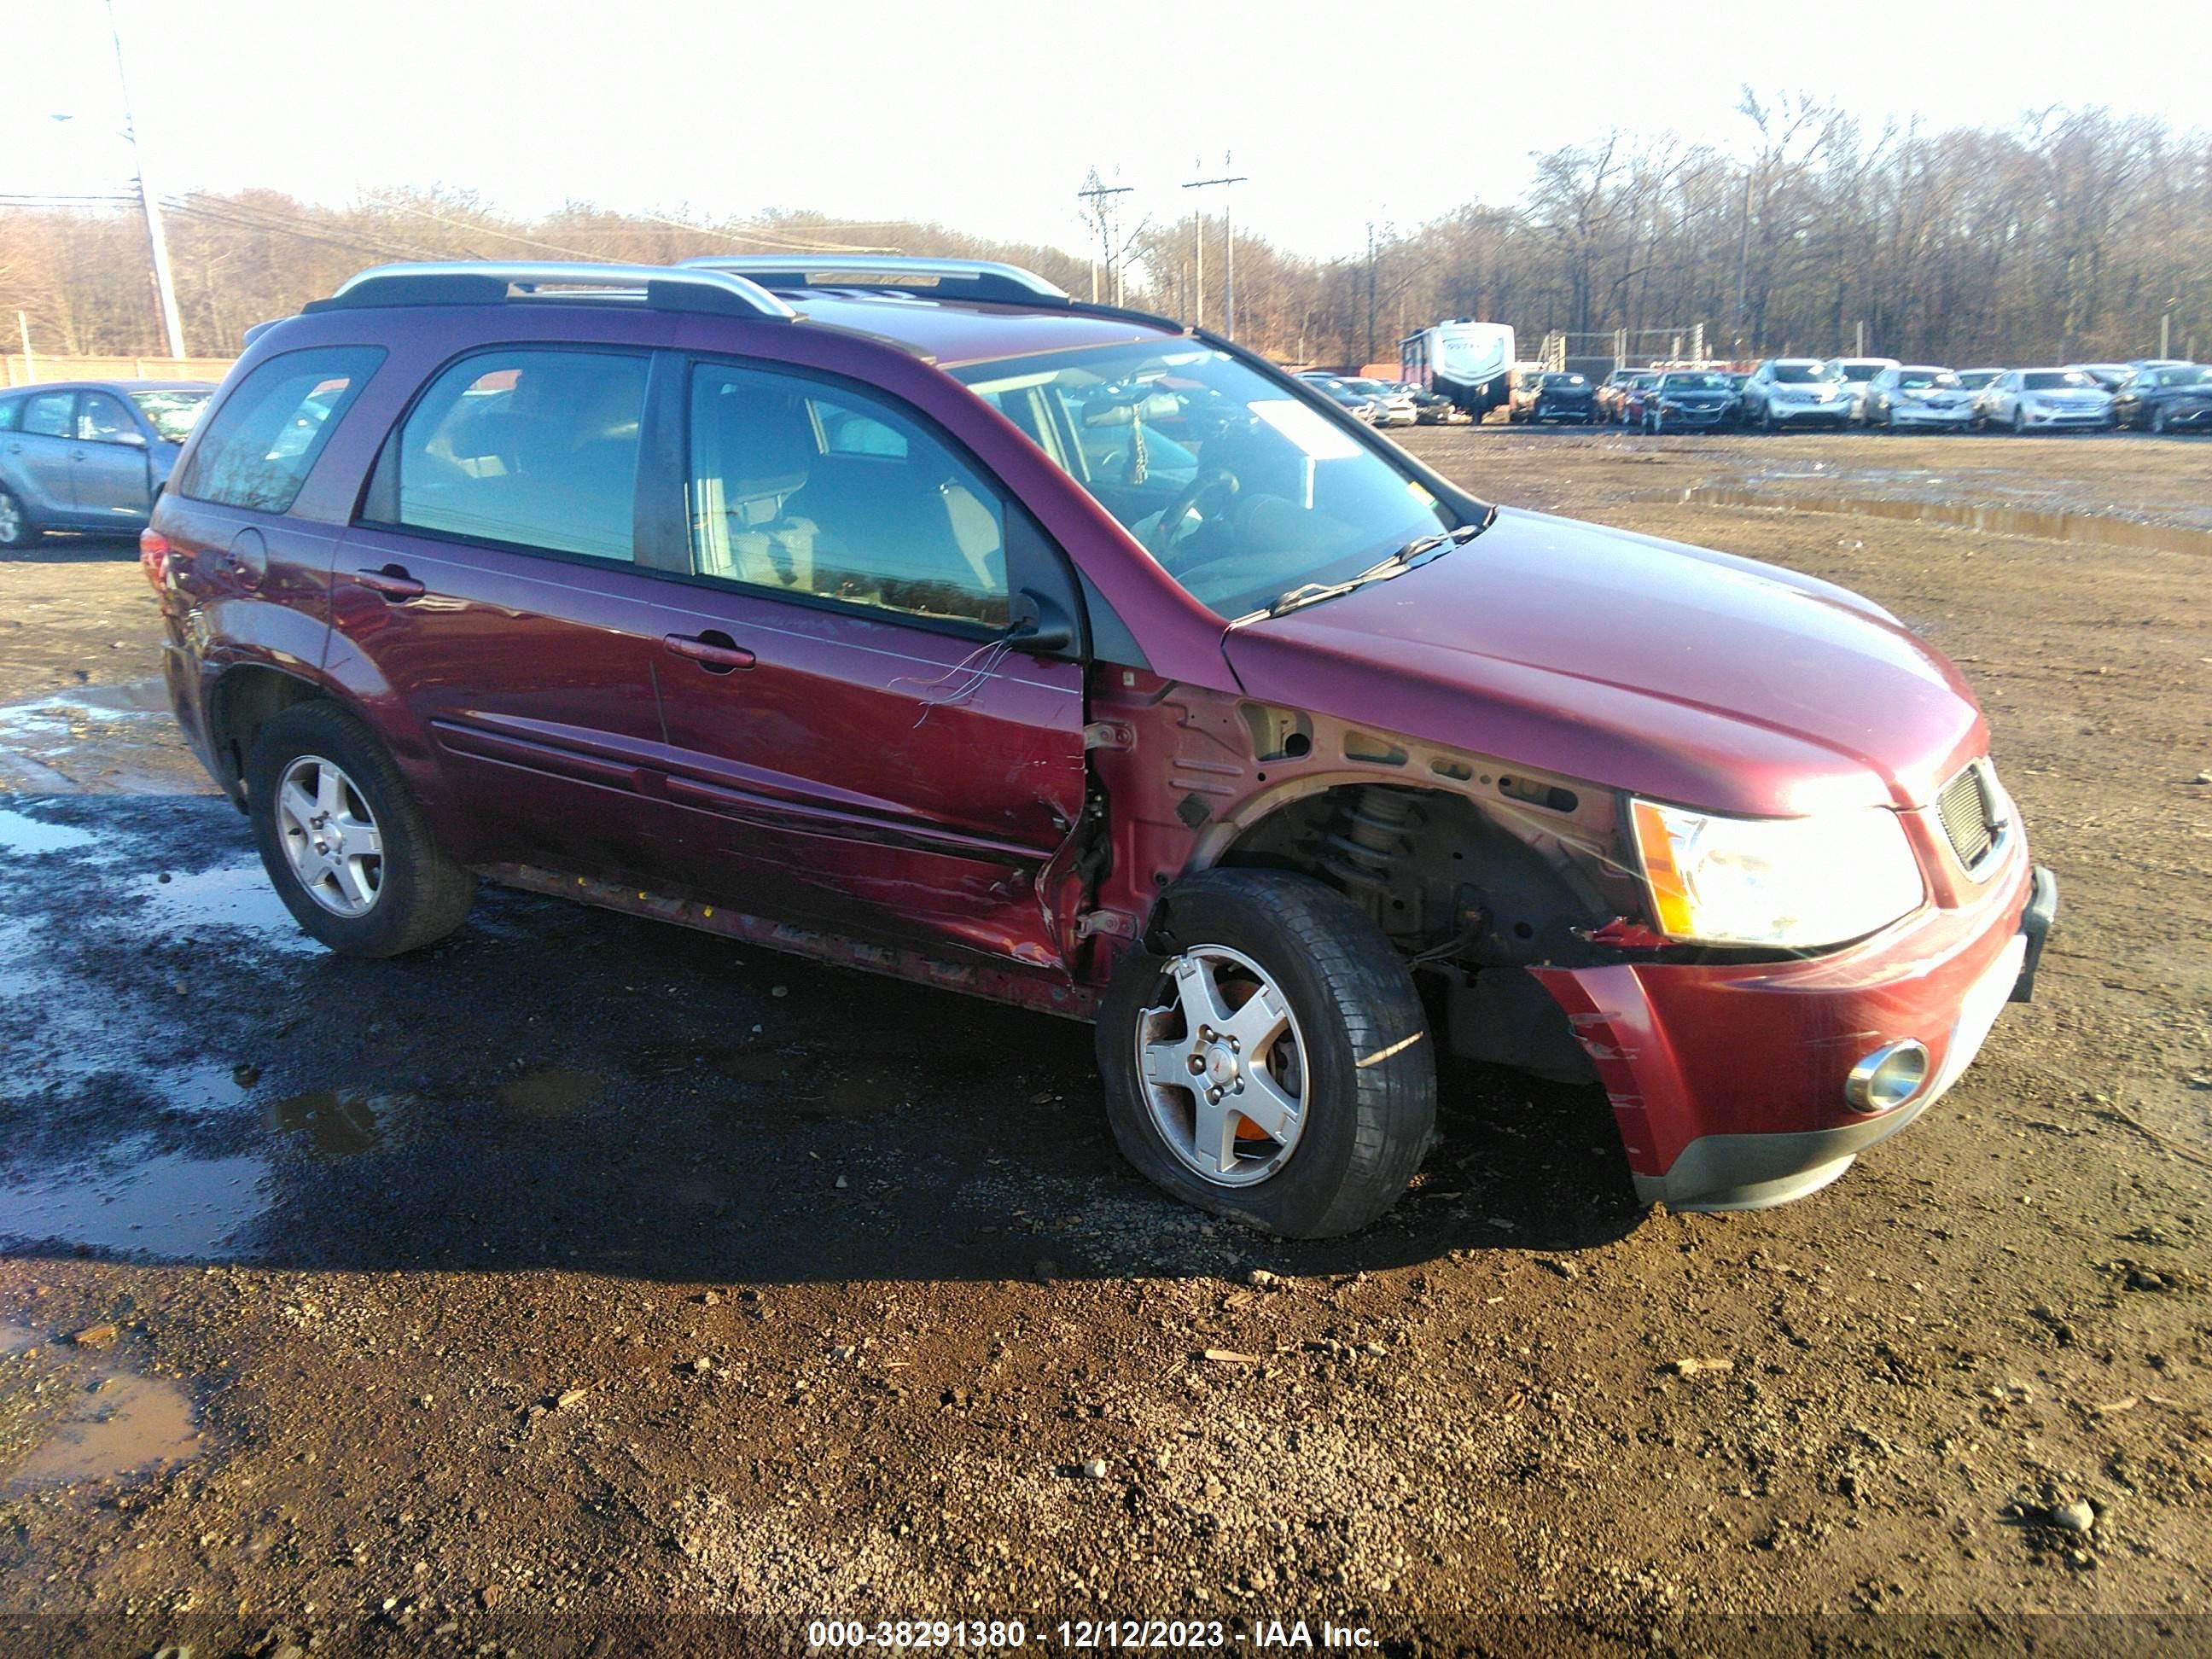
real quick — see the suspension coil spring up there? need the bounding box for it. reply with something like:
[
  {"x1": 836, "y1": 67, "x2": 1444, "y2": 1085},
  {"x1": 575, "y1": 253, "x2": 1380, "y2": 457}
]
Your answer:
[{"x1": 1321, "y1": 786, "x2": 1418, "y2": 894}]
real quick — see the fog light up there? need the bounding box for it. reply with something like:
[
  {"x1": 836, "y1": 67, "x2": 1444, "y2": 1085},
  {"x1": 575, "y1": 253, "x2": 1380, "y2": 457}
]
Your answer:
[{"x1": 1846, "y1": 1040, "x2": 1930, "y2": 1113}]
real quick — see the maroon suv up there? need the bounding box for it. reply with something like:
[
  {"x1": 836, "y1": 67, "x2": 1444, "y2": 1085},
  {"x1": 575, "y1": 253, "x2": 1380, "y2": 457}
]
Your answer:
[{"x1": 147, "y1": 257, "x2": 2055, "y2": 1237}]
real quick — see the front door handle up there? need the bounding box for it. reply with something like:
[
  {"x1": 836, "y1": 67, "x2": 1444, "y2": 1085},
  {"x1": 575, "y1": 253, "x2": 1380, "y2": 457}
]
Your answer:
[
  {"x1": 355, "y1": 566, "x2": 426, "y2": 600},
  {"x1": 661, "y1": 632, "x2": 755, "y2": 672}
]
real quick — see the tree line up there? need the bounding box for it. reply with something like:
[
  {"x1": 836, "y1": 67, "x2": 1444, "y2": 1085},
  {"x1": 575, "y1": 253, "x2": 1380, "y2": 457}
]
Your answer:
[{"x1": 3, "y1": 95, "x2": 2204, "y2": 370}]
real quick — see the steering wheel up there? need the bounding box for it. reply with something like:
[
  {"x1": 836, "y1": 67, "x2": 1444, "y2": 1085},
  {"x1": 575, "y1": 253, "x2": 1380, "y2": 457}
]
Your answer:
[{"x1": 1145, "y1": 468, "x2": 1239, "y2": 565}]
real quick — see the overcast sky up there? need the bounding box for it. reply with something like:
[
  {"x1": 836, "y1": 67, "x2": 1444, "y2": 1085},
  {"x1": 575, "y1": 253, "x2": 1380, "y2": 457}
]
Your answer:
[{"x1": 9, "y1": 0, "x2": 2208, "y2": 260}]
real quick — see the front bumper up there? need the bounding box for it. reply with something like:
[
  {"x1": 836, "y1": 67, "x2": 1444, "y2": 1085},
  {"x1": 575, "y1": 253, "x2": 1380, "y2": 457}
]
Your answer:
[
  {"x1": 1770, "y1": 402, "x2": 1852, "y2": 424},
  {"x1": 1534, "y1": 858, "x2": 2058, "y2": 1212},
  {"x1": 1889, "y1": 405, "x2": 1975, "y2": 427}
]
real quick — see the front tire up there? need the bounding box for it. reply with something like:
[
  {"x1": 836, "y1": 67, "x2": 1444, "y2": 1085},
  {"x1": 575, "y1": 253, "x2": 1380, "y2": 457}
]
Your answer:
[
  {"x1": 1097, "y1": 870, "x2": 1435, "y2": 1239},
  {"x1": 2011, "y1": 405, "x2": 2028, "y2": 434},
  {"x1": 246, "y1": 701, "x2": 474, "y2": 958},
  {"x1": 2151, "y1": 405, "x2": 2168, "y2": 435},
  {"x1": 0, "y1": 487, "x2": 41, "y2": 550}
]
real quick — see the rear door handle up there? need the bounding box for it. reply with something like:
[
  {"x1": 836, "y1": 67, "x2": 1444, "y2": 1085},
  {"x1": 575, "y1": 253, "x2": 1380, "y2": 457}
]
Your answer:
[
  {"x1": 355, "y1": 566, "x2": 426, "y2": 600},
  {"x1": 661, "y1": 632, "x2": 755, "y2": 672}
]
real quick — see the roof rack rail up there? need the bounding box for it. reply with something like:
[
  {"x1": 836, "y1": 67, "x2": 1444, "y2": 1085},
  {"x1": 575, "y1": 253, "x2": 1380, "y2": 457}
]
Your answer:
[
  {"x1": 678, "y1": 255, "x2": 1070, "y2": 306},
  {"x1": 310, "y1": 261, "x2": 796, "y2": 322}
]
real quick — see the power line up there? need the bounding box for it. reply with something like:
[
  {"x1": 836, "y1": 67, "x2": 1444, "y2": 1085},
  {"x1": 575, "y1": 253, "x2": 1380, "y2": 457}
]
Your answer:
[{"x1": 1183, "y1": 166, "x2": 1248, "y2": 340}]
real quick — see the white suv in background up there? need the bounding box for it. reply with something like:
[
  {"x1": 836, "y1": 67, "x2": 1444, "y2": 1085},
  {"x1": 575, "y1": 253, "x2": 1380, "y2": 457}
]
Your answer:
[{"x1": 1739, "y1": 358, "x2": 1854, "y2": 429}]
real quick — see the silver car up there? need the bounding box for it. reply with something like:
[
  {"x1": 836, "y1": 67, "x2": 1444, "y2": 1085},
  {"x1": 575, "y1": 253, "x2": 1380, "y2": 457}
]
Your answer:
[
  {"x1": 1740, "y1": 358, "x2": 1854, "y2": 429},
  {"x1": 0, "y1": 379, "x2": 214, "y2": 549},
  {"x1": 1823, "y1": 357, "x2": 1901, "y2": 422},
  {"x1": 1975, "y1": 369, "x2": 2114, "y2": 434},
  {"x1": 1862, "y1": 365, "x2": 1976, "y2": 431},
  {"x1": 1337, "y1": 377, "x2": 1421, "y2": 428}
]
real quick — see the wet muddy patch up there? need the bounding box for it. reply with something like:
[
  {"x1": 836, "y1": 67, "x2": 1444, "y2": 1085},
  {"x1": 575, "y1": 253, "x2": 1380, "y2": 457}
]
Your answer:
[{"x1": 0, "y1": 1321, "x2": 204, "y2": 1495}]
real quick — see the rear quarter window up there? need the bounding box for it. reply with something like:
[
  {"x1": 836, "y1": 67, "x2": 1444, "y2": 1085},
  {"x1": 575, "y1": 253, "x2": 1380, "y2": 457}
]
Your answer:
[{"x1": 176, "y1": 347, "x2": 386, "y2": 513}]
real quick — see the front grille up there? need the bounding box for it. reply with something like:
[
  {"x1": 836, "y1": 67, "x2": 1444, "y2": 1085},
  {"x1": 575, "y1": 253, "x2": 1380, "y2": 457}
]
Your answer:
[{"x1": 1938, "y1": 763, "x2": 1998, "y2": 870}]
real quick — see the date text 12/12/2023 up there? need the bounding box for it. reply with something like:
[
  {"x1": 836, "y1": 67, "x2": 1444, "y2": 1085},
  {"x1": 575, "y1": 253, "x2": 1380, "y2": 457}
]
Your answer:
[{"x1": 805, "y1": 1619, "x2": 1381, "y2": 1649}]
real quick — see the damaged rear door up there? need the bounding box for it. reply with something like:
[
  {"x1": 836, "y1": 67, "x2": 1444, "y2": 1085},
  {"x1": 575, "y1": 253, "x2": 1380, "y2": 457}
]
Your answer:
[{"x1": 639, "y1": 352, "x2": 1089, "y2": 975}]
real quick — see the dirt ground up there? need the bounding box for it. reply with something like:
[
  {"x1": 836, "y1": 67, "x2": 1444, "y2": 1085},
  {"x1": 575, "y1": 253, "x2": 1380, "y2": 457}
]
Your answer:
[{"x1": 0, "y1": 428, "x2": 2207, "y2": 1656}]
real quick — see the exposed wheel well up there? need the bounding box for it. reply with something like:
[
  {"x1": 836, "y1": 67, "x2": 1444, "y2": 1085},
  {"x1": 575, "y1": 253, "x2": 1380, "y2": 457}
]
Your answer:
[
  {"x1": 1205, "y1": 782, "x2": 1615, "y2": 1082},
  {"x1": 208, "y1": 667, "x2": 324, "y2": 802}
]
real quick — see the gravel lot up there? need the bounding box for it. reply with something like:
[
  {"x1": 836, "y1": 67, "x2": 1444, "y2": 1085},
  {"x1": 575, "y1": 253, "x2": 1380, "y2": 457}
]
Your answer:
[{"x1": 1, "y1": 428, "x2": 2206, "y2": 1656}]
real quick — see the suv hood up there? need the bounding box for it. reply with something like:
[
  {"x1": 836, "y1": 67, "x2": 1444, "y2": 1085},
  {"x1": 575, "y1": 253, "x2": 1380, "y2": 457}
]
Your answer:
[{"x1": 1222, "y1": 508, "x2": 1985, "y2": 816}]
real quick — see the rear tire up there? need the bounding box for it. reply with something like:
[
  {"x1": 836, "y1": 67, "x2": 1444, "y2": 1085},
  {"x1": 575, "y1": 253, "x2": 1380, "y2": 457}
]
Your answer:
[
  {"x1": 0, "y1": 487, "x2": 41, "y2": 550},
  {"x1": 246, "y1": 700, "x2": 474, "y2": 958},
  {"x1": 1097, "y1": 869, "x2": 1435, "y2": 1239}
]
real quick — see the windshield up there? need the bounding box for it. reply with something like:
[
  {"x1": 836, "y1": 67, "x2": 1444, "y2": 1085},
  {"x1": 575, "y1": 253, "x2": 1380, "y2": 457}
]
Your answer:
[
  {"x1": 2154, "y1": 365, "x2": 2210, "y2": 387},
  {"x1": 128, "y1": 389, "x2": 211, "y2": 444},
  {"x1": 1658, "y1": 372, "x2": 1731, "y2": 391},
  {"x1": 1956, "y1": 370, "x2": 2000, "y2": 389},
  {"x1": 954, "y1": 343, "x2": 1458, "y2": 619},
  {"x1": 1771, "y1": 362, "x2": 1840, "y2": 384},
  {"x1": 1542, "y1": 374, "x2": 1586, "y2": 387},
  {"x1": 2023, "y1": 370, "x2": 2095, "y2": 390},
  {"x1": 1836, "y1": 362, "x2": 1881, "y2": 381},
  {"x1": 1897, "y1": 370, "x2": 1960, "y2": 389}
]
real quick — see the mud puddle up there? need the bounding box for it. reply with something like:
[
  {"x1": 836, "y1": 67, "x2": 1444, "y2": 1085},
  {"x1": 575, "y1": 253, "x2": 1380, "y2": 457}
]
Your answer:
[
  {"x1": 0, "y1": 678, "x2": 212, "y2": 795},
  {"x1": 0, "y1": 809, "x2": 98, "y2": 855},
  {"x1": 1660, "y1": 485, "x2": 2212, "y2": 554},
  {"x1": 0, "y1": 1322, "x2": 204, "y2": 1494},
  {"x1": 270, "y1": 1088, "x2": 411, "y2": 1157},
  {"x1": 0, "y1": 1140, "x2": 270, "y2": 1260}
]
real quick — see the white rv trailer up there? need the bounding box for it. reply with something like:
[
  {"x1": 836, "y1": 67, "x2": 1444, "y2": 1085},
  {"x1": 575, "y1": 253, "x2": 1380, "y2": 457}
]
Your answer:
[{"x1": 1400, "y1": 319, "x2": 1516, "y2": 417}]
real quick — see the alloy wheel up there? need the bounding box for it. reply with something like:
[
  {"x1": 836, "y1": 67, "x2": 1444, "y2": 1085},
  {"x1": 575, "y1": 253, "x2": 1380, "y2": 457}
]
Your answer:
[
  {"x1": 276, "y1": 754, "x2": 385, "y2": 917},
  {"x1": 0, "y1": 491, "x2": 25, "y2": 546},
  {"x1": 1134, "y1": 944, "x2": 1310, "y2": 1188}
]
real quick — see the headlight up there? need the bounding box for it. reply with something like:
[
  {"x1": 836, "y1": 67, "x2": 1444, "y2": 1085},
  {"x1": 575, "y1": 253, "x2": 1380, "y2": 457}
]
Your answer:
[{"x1": 1629, "y1": 800, "x2": 1925, "y2": 948}]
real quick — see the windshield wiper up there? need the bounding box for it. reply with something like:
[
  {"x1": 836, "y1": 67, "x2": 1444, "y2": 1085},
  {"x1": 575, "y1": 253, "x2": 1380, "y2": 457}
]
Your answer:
[
  {"x1": 1385, "y1": 514, "x2": 1493, "y2": 568},
  {"x1": 1262, "y1": 511, "x2": 1495, "y2": 619}
]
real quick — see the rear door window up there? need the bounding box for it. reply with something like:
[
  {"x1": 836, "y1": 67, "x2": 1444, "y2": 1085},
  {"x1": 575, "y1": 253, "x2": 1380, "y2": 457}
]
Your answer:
[
  {"x1": 77, "y1": 392, "x2": 138, "y2": 444},
  {"x1": 390, "y1": 350, "x2": 649, "y2": 562},
  {"x1": 21, "y1": 393, "x2": 73, "y2": 438},
  {"x1": 176, "y1": 347, "x2": 385, "y2": 512}
]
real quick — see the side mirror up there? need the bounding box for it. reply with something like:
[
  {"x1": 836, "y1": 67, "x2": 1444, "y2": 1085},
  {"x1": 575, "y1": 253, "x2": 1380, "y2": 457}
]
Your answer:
[{"x1": 1008, "y1": 586, "x2": 1078, "y2": 656}]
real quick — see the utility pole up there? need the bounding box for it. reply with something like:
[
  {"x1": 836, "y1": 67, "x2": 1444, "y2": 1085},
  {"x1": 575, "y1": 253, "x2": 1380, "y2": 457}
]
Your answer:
[
  {"x1": 1365, "y1": 223, "x2": 1378, "y2": 368},
  {"x1": 1184, "y1": 163, "x2": 1248, "y2": 341},
  {"x1": 107, "y1": 0, "x2": 185, "y2": 359},
  {"x1": 1075, "y1": 177, "x2": 1133, "y2": 305},
  {"x1": 1732, "y1": 171, "x2": 1752, "y2": 343}
]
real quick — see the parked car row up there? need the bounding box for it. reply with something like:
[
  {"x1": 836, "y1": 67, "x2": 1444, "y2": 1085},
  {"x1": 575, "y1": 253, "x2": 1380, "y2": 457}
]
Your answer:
[
  {"x1": 1295, "y1": 371, "x2": 1470, "y2": 427},
  {"x1": 1573, "y1": 355, "x2": 2209, "y2": 437}
]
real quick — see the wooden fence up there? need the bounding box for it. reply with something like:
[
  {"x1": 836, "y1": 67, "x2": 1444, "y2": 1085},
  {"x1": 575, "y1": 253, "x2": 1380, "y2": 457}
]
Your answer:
[{"x1": 4, "y1": 354, "x2": 236, "y2": 387}]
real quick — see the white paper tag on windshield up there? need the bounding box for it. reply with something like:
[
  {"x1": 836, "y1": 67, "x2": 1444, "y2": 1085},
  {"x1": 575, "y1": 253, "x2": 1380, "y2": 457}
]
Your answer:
[{"x1": 1249, "y1": 399, "x2": 1363, "y2": 459}]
